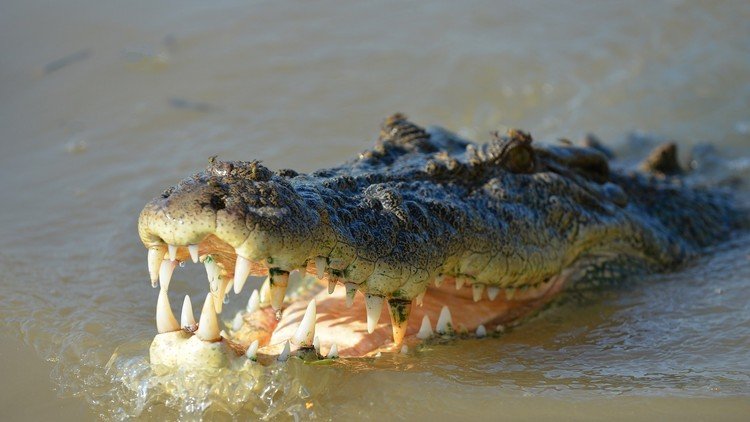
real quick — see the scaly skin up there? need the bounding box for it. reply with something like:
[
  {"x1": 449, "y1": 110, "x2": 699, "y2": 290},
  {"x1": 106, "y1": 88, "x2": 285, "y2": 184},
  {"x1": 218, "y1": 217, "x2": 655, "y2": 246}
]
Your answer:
[{"x1": 139, "y1": 114, "x2": 745, "y2": 366}]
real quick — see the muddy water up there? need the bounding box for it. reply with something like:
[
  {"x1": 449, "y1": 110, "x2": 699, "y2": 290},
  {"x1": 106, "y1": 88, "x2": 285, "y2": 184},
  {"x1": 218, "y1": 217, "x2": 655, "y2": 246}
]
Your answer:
[{"x1": 1, "y1": 0, "x2": 750, "y2": 420}]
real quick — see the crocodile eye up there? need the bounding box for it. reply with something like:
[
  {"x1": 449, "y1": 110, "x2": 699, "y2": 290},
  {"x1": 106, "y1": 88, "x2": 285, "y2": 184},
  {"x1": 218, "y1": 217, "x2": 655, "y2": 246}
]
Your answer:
[
  {"x1": 505, "y1": 143, "x2": 535, "y2": 173},
  {"x1": 503, "y1": 131, "x2": 536, "y2": 173},
  {"x1": 480, "y1": 129, "x2": 537, "y2": 174}
]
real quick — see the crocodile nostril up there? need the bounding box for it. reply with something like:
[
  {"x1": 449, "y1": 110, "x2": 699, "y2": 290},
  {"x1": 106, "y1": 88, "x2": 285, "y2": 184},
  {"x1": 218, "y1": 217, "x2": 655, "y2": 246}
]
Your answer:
[{"x1": 210, "y1": 195, "x2": 226, "y2": 211}]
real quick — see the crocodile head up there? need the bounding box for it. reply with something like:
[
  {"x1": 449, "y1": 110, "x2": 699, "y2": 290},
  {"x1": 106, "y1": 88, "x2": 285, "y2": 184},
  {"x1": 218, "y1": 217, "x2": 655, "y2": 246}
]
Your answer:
[{"x1": 138, "y1": 114, "x2": 738, "y2": 367}]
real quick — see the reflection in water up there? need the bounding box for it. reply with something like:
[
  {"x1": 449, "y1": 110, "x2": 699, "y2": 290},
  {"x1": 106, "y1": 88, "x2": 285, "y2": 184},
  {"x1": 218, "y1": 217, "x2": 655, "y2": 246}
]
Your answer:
[{"x1": 1, "y1": 0, "x2": 749, "y2": 419}]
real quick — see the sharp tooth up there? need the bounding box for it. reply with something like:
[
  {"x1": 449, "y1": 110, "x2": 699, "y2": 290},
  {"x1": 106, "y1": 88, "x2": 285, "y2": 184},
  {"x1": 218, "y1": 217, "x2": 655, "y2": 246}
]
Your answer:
[
  {"x1": 313, "y1": 336, "x2": 320, "y2": 353},
  {"x1": 315, "y1": 256, "x2": 327, "y2": 279},
  {"x1": 292, "y1": 300, "x2": 316, "y2": 347},
  {"x1": 416, "y1": 315, "x2": 433, "y2": 339},
  {"x1": 328, "y1": 280, "x2": 336, "y2": 294},
  {"x1": 487, "y1": 286, "x2": 500, "y2": 301},
  {"x1": 188, "y1": 244, "x2": 199, "y2": 263},
  {"x1": 180, "y1": 295, "x2": 196, "y2": 328},
  {"x1": 246, "y1": 339, "x2": 259, "y2": 361},
  {"x1": 476, "y1": 324, "x2": 487, "y2": 338},
  {"x1": 204, "y1": 256, "x2": 226, "y2": 312},
  {"x1": 436, "y1": 305, "x2": 453, "y2": 334},
  {"x1": 434, "y1": 274, "x2": 444, "y2": 287},
  {"x1": 364, "y1": 294, "x2": 384, "y2": 333},
  {"x1": 156, "y1": 290, "x2": 180, "y2": 333},
  {"x1": 455, "y1": 276, "x2": 466, "y2": 290},
  {"x1": 505, "y1": 288, "x2": 516, "y2": 300},
  {"x1": 345, "y1": 283, "x2": 357, "y2": 308},
  {"x1": 224, "y1": 279, "x2": 233, "y2": 298},
  {"x1": 158, "y1": 259, "x2": 177, "y2": 291},
  {"x1": 472, "y1": 283, "x2": 485, "y2": 302},
  {"x1": 278, "y1": 340, "x2": 291, "y2": 362},
  {"x1": 233, "y1": 255, "x2": 251, "y2": 294},
  {"x1": 259, "y1": 277, "x2": 271, "y2": 305},
  {"x1": 387, "y1": 299, "x2": 411, "y2": 345},
  {"x1": 246, "y1": 289, "x2": 260, "y2": 313},
  {"x1": 147, "y1": 246, "x2": 166, "y2": 287},
  {"x1": 269, "y1": 270, "x2": 289, "y2": 311},
  {"x1": 416, "y1": 291, "x2": 425, "y2": 307},
  {"x1": 212, "y1": 278, "x2": 229, "y2": 314},
  {"x1": 195, "y1": 294, "x2": 221, "y2": 342},
  {"x1": 326, "y1": 343, "x2": 338, "y2": 359},
  {"x1": 209, "y1": 276, "x2": 219, "y2": 294},
  {"x1": 204, "y1": 256, "x2": 219, "y2": 288},
  {"x1": 231, "y1": 312, "x2": 244, "y2": 331},
  {"x1": 167, "y1": 244, "x2": 178, "y2": 261}
]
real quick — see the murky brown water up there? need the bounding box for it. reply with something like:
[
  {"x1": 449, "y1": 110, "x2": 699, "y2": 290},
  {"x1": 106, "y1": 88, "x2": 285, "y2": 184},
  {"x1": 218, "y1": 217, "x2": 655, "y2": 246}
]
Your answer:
[{"x1": 2, "y1": 0, "x2": 750, "y2": 420}]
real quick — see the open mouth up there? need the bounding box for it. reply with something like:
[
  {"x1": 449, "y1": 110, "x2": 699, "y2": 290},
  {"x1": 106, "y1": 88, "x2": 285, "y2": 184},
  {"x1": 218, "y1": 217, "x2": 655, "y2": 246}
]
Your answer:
[{"x1": 145, "y1": 237, "x2": 567, "y2": 365}]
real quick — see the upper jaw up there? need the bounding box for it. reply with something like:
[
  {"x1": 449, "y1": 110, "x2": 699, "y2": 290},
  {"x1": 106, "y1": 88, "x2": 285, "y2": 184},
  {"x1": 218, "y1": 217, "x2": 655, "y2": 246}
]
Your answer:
[
  {"x1": 137, "y1": 154, "x2": 572, "y2": 312},
  {"x1": 138, "y1": 159, "x2": 329, "y2": 270},
  {"x1": 137, "y1": 188, "x2": 217, "y2": 249}
]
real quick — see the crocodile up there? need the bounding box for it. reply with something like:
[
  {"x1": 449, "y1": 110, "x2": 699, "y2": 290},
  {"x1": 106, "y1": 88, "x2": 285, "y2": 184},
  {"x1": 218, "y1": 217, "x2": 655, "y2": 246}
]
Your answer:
[{"x1": 138, "y1": 114, "x2": 745, "y2": 368}]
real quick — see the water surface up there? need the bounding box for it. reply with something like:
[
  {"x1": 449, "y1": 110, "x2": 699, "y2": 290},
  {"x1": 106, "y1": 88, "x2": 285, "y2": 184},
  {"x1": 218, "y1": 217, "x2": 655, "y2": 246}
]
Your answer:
[{"x1": 1, "y1": 1, "x2": 750, "y2": 420}]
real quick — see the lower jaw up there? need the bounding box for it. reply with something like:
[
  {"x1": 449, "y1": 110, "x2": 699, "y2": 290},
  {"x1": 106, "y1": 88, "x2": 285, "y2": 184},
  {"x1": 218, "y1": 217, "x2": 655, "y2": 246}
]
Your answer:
[{"x1": 149, "y1": 274, "x2": 569, "y2": 371}]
